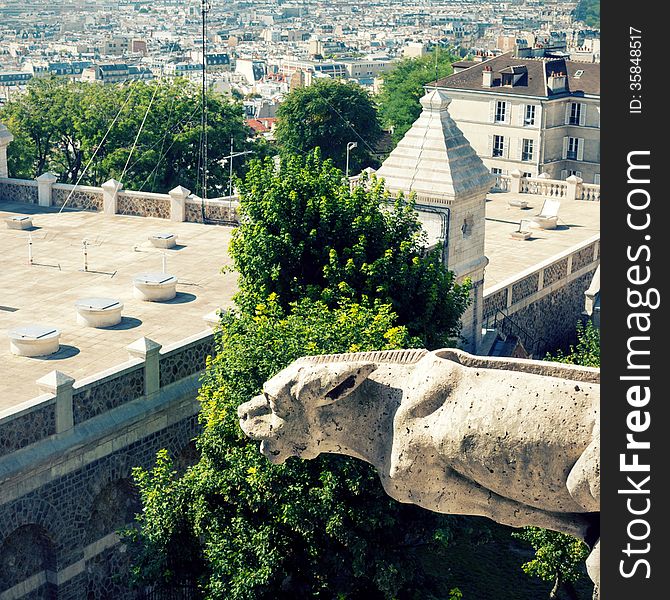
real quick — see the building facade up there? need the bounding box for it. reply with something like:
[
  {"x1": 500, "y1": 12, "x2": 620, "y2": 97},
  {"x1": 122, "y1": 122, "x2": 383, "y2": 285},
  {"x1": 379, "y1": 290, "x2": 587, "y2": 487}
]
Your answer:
[{"x1": 434, "y1": 53, "x2": 600, "y2": 183}]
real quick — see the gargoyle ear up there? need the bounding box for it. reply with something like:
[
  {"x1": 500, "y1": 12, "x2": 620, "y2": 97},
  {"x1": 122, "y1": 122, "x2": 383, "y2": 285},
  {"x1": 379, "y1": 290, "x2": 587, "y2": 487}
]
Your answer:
[{"x1": 315, "y1": 363, "x2": 377, "y2": 406}]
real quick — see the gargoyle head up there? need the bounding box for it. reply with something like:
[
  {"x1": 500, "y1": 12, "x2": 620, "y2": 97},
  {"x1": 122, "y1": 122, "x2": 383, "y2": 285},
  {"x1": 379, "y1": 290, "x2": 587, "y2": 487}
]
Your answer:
[{"x1": 238, "y1": 361, "x2": 376, "y2": 464}]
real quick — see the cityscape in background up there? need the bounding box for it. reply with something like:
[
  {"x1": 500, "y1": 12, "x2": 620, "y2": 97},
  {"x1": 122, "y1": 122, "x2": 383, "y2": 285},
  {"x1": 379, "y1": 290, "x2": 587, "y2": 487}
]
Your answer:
[{"x1": 1, "y1": 0, "x2": 599, "y2": 119}]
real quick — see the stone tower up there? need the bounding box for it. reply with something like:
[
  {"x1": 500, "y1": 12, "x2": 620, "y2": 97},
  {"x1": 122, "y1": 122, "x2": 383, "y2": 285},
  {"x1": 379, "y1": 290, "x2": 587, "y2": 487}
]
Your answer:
[{"x1": 375, "y1": 89, "x2": 494, "y2": 353}]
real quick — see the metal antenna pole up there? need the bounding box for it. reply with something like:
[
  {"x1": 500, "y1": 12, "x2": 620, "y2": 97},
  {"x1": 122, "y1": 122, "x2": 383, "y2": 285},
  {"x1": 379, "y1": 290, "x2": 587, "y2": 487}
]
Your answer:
[
  {"x1": 228, "y1": 136, "x2": 234, "y2": 198},
  {"x1": 201, "y1": 0, "x2": 208, "y2": 201}
]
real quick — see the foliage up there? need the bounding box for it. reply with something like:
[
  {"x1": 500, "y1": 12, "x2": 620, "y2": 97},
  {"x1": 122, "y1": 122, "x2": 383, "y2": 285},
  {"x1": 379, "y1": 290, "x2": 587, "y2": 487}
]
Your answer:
[
  {"x1": 512, "y1": 528, "x2": 590, "y2": 599},
  {"x1": 274, "y1": 79, "x2": 383, "y2": 172},
  {"x1": 0, "y1": 77, "x2": 254, "y2": 194},
  {"x1": 573, "y1": 0, "x2": 600, "y2": 29},
  {"x1": 377, "y1": 49, "x2": 457, "y2": 144},
  {"x1": 547, "y1": 320, "x2": 600, "y2": 368},
  {"x1": 230, "y1": 150, "x2": 470, "y2": 348},
  {"x1": 513, "y1": 319, "x2": 600, "y2": 598},
  {"x1": 126, "y1": 297, "x2": 460, "y2": 599}
]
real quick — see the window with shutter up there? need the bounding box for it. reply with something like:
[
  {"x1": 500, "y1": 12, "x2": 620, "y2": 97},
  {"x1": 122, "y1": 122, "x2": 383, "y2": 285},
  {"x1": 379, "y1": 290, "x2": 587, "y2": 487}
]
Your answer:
[
  {"x1": 562, "y1": 137, "x2": 569, "y2": 159},
  {"x1": 489, "y1": 101, "x2": 496, "y2": 123},
  {"x1": 493, "y1": 135, "x2": 505, "y2": 157},
  {"x1": 487, "y1": 134, "x2": 493, "y2": 156},
  {"x1": 579, "y1": 103, "x2": 586, "y2": 126},
  {"x1": 577, "y1": 138, "x2": 584, "y2": 161},
  {"x1": 564, "y1": 104, "x2": 571, "y2": 125},
  {"x1": 517, "y1": 138, "x2": 523, "y2": 160}
]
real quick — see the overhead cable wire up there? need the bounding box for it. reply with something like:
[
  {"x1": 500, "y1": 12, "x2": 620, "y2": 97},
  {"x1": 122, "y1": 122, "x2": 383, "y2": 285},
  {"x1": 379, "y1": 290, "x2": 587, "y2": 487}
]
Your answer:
[{"x1": 58, "y1": 85, "x2": 136, "y2": 214}]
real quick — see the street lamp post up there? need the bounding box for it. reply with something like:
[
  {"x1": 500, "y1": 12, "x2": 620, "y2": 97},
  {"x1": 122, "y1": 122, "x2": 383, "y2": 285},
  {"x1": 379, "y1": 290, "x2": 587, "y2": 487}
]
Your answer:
[{"x1": 345, "y1": 141, "x2": 358, "y2": 178}]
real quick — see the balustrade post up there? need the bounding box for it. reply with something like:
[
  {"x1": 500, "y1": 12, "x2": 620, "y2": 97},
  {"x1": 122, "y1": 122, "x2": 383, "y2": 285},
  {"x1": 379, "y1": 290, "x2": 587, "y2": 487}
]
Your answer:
[
  {"x1": 101, "y1": 179, "x2": 123, "y2": 215},
  {"x1": 566, "y1": 175, "x2": 583, "y2": 201},
  {"x1": 127, "y1": 337, "x2": 163, "y2": 397},
  {"x1": 510, "y1": 169, "x2": 523, "y2": 194},
  {"x1": 36, "y1": 172, "x2": 58, "y2": 207},
  {"x1": 36, "y1": 371, "x2": 75, "y2": 433}
]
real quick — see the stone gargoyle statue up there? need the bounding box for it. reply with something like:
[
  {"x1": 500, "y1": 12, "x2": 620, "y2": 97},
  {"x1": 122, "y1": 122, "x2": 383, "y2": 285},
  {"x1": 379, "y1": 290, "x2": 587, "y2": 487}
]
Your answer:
[{"x1": 238, "y1": 348, "x2": 600, "y2": 595}]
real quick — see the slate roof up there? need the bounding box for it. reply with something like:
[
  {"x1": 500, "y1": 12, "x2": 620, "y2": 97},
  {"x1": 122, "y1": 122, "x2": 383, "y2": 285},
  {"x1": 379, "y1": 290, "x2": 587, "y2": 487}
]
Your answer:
[{"x1": 433, "y1": 52, "x2": 600, "y2": 98}]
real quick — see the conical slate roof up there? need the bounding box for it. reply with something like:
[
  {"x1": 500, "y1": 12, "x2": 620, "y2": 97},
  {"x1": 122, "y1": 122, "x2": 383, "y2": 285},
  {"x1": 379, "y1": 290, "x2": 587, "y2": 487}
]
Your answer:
[{"x1": 376, "y1": 89, "x2": 494, "y2": 203}]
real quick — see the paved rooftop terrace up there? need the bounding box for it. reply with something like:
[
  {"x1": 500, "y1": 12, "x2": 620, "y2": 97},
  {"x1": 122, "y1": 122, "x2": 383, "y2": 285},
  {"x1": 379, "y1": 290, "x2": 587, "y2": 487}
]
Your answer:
[
  {"x1": 0, "y1": 202, "x2": 237, "y2": 411},
  {"x1": 482, "y1": 191, "x2": 600, "y2": 290},
  {"x1": 0, "y1": 192, "x2": 599, "y2": 410}
]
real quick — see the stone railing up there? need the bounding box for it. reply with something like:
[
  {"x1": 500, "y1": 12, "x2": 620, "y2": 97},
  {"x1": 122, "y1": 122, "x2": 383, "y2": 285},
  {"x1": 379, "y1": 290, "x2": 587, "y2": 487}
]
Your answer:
[
  {"x1": 580, "y1": 183, "x2": 601, "y2": 202},
  {"x1": 520, "y1": 176, "x2": 568, "y2": 198},
  {"x1": 492, "y1": 174, "x2": 511, "y2": 192},
  {"x1": 492, "y1": 170, "x2": 600, "y2": 202},
  {"x1": 0, "y1": 326, "x2": 217, "y2": 459},
  {"x1": 52, "y1": 183, "x2": 104, "y2": 211},
  {"x1": 0, "y1": 177, "x2": 39, "y2": 204},
  {"x1": 0, "y1": 174, "x2": 240, "y2": 225},
  {"x1": 483, "y1": 234, "x2": 601, "y2": 322}
]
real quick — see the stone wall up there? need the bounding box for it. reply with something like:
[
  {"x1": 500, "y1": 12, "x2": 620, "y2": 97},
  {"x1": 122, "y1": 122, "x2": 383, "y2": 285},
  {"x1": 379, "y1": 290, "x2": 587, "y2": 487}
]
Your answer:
[
  {"x1": 0, "y1": 177, "x2": 240, "y2": 225},
  {"x1": 72, "y1": 366, "x2": 145, "y2": 425},
  {"x1": 483, "y1": 235, "x2": 600, "y2": 355},
  {"x1": 0, "y1": 179, "x2": 38, "y2": 204},
  {"x1": 52, "y1": 185, "x2": 103, "y2": 211},
  {"x1": 117, "y1": 192, "x2": 171, "y2": 220},
  {"x1": 185, "y1": 198, "x2": 238, "y2": 224},
  {"x1": 0, "y1": 417, "x2": 200, "y2": 599},
  {"x1": 0, "y1": 330, "x2": 216, "y2": 599},
  {"x1": 499, "y1": 271, "x2": 597, "y2": 355},
  {"x1": 0, "y1": 400, "x2": 56, "y2": 459}
]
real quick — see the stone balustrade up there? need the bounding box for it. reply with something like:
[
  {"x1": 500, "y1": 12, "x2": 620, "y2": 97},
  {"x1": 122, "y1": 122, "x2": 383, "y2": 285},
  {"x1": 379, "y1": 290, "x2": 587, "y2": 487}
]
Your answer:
[
  {"x1": 0, "y1": 176, "x2": 241, "y2": 224},
  {"x1": 492, "y1": 170, "x2": 600, "y2": 202},
  {"x1": 0, "y1": 328, "x2": 216, "y2": 458}
]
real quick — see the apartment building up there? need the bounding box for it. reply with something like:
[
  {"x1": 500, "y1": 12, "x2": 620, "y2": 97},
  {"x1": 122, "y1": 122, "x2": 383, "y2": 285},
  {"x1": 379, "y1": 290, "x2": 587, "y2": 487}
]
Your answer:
[{"x1": 433, "y1": 52, "x2": 600, "y2": 183}]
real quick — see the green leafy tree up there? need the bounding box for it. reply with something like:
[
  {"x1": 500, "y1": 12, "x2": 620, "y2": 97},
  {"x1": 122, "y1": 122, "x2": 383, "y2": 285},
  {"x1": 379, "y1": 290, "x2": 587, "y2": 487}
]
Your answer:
[
  {"x1": 378, "y1": 49, "x2": 457, "y2": 144},
  {"x1": 513, "y1": 320, "x2": 600, "y2": 599},
  {"x1": 126, "y1": 148, "x2": 475, "y2": 598},
  {"x1": 126, "y1": 297, "x2": 460, "y2": 599},
  {"x1": 573, "y1": 0, "x2": 600, "y2": 29},
  {"x1": 274, "y1": 79, "x2": 383, "y2": 172},
  {"x1": 0, "y1": 77, "x2": 254, "y2": 194},
  {"x1": 230, "y1": 150, "x2": 470, "y2": 348},
  {"x1": 512, "y1": 528, "x2": 590, "y2": 600},
  {"x1": 548, "y1": 320, "x2": 600, "y2": 368}
]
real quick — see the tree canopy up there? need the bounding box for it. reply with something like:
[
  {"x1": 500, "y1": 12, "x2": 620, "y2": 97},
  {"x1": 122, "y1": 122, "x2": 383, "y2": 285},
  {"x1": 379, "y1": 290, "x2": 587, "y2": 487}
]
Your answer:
[
  {"x1": 573, "y1": 0, "x2": 600, "y2": 29},
  {"x1": 274, "y1": 79, "x2": 383, "y2": 173},
  {"x1": 125, "y1": 148, "x2": 474, "y2": 598},
  {"x1": 0, "y1": 77, "x2": 256, "y2": 194},
  {"x1": 377, "y1": 49, "x2": 456, "y2": 145},
  {"x1": 230, "y1": 150, "x2": 470, "y2": 348}
]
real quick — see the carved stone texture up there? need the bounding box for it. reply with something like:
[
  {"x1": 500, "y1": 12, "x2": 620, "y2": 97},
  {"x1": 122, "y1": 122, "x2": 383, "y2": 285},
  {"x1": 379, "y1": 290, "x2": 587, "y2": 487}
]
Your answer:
[
  {"x1": 571, "y1": 243, "x2": 598, "y2": 273},
  {"x1": 117, "y1": 193, "x2": 171, "y2": 219},
  {"x1": 159, "y1": 337, "x2": 215, "y2": 387},
  {"x1": 239, "y1": 348, "x2": 600, "y2": 592},
  {"x1": 0, "y1": 182, "x2": 39, "y2": 204},
  {"x1": 72, "y1": 368, "x2": 144, "y2": 425},
  {"x1": 52, "y1": 188, "x2": 103, "y2": 211},
  {"x1": 0, "y1": 403, "x2": 56, "y2": 458},
  {"x1": 511, "y1": 272, "x2": 540, "y2": 304},
  {"x1": 482, "y1": 288, "x2": 508, "y2": 321},
  {"x1": 543, "y1": 257, "x2": 569, "y2": 287}
]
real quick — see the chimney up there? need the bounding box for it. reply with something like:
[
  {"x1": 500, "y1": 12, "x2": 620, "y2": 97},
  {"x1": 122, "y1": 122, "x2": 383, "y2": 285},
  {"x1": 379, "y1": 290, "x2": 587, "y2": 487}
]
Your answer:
[
  {"x1": 482, "y1": 65, "x2": 494, "y2": 87},
  {"x1": 547, "y1": 71, "x2": 567, "y2": 93}
]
